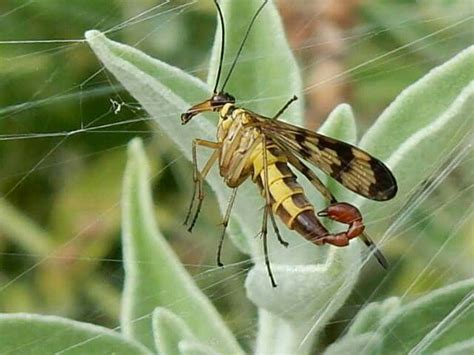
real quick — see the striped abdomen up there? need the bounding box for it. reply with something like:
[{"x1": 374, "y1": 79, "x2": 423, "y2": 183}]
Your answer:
[{"x1": 252, "y1": 145, "x2": 329, "y2": 243}]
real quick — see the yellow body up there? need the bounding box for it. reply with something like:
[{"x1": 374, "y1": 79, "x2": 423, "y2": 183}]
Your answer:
[{"x1": 216, "y1": 103, "x2": 321, "y2": 234}]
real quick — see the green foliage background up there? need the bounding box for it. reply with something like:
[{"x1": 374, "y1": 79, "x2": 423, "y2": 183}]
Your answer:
[{"x1": 0, "y1": 0, "x2": 472, "y2": 352}]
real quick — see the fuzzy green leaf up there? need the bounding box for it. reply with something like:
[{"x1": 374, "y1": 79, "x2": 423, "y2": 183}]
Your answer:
[
  {"x1": 0, "y1": 313, "x2": 150, "y2": 355},
  {"x1": 360, "y1": 45, "x2": 474, "y2": 160},
  {"x1": 377, "y1": 278, "x2": 474, "y2": 353},
  {"x1": 323, "y1": 332, "x2": 383, "y2": 355},
  {"x1": 433, "y1": 339, "x2": 474, "y2": 355},
  {"x1": 335, "y1": 278, "x2": 474, "y2": 354},
  {"x1": 178, "y1": 340, "x2": 220, "y2": 355},
  {"x1": 87, "y1": 5, "x2": 474, "y2": 354},
  {"x1": 320, "y1": 104, "x2": 358, "y2": 144},
  {"x1": 120, "y1": 139, "x2": 242, "y2": 353},
  {"x1": 152, "y1": 308, "x2": 202, "y2": 355},
  {"x1": 347, "y1": 297, "x2": 401, "y2": 336},
  {"x1": 348, "y1": 46, "x2": 474, "y2": 241}
]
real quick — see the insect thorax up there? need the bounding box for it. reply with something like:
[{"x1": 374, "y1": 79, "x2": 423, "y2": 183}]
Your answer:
[
  {"x1": 216, "y1": 104, "x2": 262, "y2": 187},
  {"x1": 216, "y1": 103, "x2": 255, "y2": 142}
]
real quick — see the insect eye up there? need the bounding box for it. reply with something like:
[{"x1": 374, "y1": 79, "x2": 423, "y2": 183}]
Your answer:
[
  {"x1": 211, "y1": 95, "x2": 223, "y2": 106},
  {"x1": 212, "y1": 92, "x2": 235, "y2": 106}
]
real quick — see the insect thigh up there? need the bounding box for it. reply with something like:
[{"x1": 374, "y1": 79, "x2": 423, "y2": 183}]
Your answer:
[
  {"x1": 217, "y1": 187, "x2": 239, "y2": 267},
  {"x1": 218, "y1": 118, "x2": 261, "y2": 188},
  {"x1": 184, "y1": 139, "x2": 220, "y2": 231}
]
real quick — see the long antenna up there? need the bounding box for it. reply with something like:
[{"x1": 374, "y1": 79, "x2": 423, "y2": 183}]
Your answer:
[
  {"x1": 212, "y1": 0, "x2": 226, "y2": 94},
  {"x1": 220, "y1": 0, "x2": 268, "y2": 91}
]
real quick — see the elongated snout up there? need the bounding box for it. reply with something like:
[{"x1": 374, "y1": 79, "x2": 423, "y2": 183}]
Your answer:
[{"x1": 181, "y1": 99, "x2": 213, "y2": 124}]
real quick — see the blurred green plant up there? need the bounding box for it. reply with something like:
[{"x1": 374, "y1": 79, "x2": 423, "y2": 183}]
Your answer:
[
  {"x1": 1, "y1": 0, "x2": 473, "y2": 352},
  {"x1": 0, "y1": 0, "x2": 218, "y2": 326},
  {"x1": 0, "y1": 136, "x2": 472, "y2": 353},
  {"x1": 0, "y1": 0, "x2": 472, "y2": 353}
]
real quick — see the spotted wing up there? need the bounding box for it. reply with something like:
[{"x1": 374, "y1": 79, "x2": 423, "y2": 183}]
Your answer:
[{"x1": 256, "y1": 118, "x2": 397, "y2": 201}]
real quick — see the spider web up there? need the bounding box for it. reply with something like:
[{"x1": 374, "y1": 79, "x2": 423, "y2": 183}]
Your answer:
[{"x1": 0, "y1": 0, "x2": 472, "y2": 353}]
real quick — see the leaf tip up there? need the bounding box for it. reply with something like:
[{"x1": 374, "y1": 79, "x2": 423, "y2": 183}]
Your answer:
[
  {"x1": 84, "y1": 29, "x2": 103, "y2": 43},
  {"x1": 128, "y1": 137, "x2": 144, "y2": 154},
  {"x1": 330, "y1": 103, "x2": 354, "y2": 119},
  {"x1": 320, "y1": 103, "x2": 358, "y2": 144}
]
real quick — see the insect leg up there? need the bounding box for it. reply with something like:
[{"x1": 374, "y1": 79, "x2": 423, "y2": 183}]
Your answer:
[
  {"x1": 258, "y1": 199, "x2": 278, "y2": 287},
  {"x1": 185, "y1": 139, "x2": 220, "y2": 231},
  {"x1": 263, "y1": 207, "x2": 277, "y2": 288},
  {"x1": 217, "y1": 187, "x2": 238, "y2": 267},
  {"x1": 188, "y1": 149, "x2": 219, "y2": 231},
  {"x1": 261, "y1": 136, "x2": 278, "y2": 287},
  {"x1": 261, "y1": 139, "x2": 289, "y2": 247},
  {"x1": 272, "y1": 95, "x2": 298, "y2": 120},
  {"x1": 269, "y1": 210, "x2": 288, "y2": 247},
  {"x1": 184, "y1": 139, "x2": 217, "y2": 225}
]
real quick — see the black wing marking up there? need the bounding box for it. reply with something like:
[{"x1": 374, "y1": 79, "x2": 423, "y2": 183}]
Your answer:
[{"x1": 255, "y1": 118, "x2": 397, "y2": 201}]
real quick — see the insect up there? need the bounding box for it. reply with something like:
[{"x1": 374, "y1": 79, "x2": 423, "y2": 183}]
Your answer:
[{"x1": 181, "y1": 0, "x2": 397, "y2": 287}]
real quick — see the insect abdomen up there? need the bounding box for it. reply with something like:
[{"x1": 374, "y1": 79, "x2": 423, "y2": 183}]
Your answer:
[{"x1": 252, "y1": 147, "x2": 329, "y2": 243}]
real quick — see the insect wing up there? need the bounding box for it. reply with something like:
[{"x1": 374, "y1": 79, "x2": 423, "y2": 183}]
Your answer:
[{"x1": 256, "y1": 118, "x2": 397, "y2": 201}]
